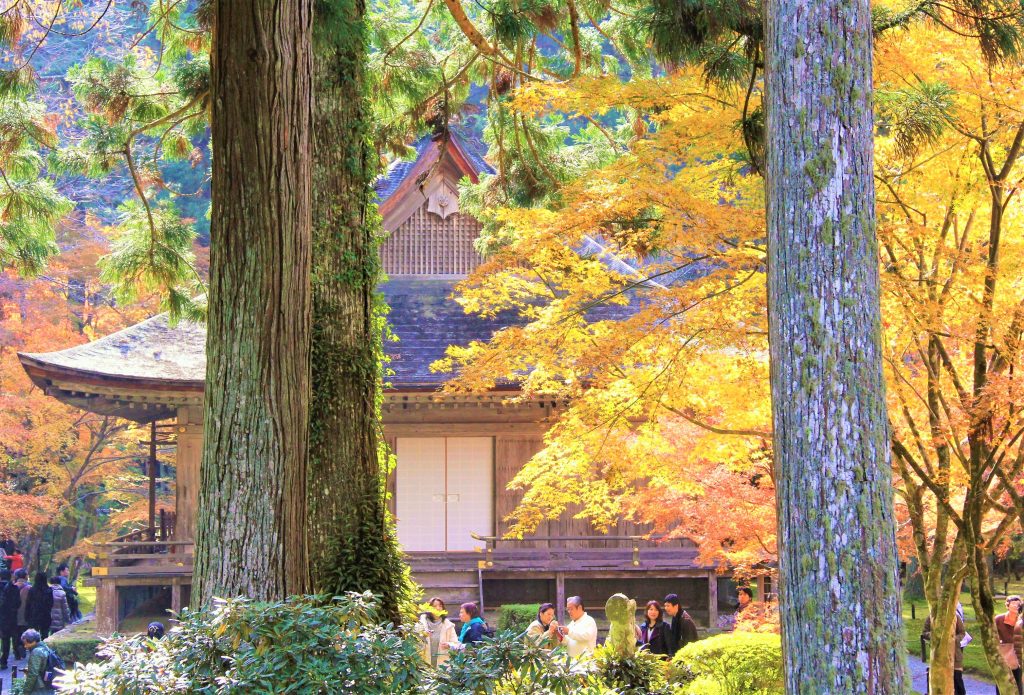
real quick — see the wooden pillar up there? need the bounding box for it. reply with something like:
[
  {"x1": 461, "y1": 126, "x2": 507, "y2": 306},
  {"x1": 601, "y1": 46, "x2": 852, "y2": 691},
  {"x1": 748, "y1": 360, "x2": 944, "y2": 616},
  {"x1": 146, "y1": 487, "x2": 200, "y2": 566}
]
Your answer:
[
  {"x1": 148, "y1": 421, "x2": 157, "y2": 536},
  {"x1": 756, "y1": 575, "x2": 766, "y2": 601},
  {"x1": 707, "y1": 571, "x2": 719, "y2": 628},
  {"x1": 96, "y1": 581, "x2": 118, "y2": 636},
  {"x1": 171, "y1": 583, "x2": 183, "y2": 613},
  {"x1": 555, "y1": 572, "x2": 566, "y2": 622},
  {"x1": 175, "y1": 405, "x2": 203, "y2": 541}
]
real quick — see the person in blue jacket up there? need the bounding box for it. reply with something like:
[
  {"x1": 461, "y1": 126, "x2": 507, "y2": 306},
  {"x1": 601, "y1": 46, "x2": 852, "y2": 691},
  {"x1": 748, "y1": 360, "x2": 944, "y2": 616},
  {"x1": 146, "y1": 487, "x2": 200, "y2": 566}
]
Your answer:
[{"x1": 446, "y1": 602, "x2": 486, "y2": 650}]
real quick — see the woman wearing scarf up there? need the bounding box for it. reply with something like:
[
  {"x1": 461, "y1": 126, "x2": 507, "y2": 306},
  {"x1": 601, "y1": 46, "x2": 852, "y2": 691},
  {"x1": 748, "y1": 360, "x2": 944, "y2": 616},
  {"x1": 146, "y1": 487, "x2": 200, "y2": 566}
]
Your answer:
[
  {"x1": 445, "y1": 602, "x2": 486, "y2": 650},
  {"x1": 637, "y1": 600, "x2": 675, "y2": 656}
]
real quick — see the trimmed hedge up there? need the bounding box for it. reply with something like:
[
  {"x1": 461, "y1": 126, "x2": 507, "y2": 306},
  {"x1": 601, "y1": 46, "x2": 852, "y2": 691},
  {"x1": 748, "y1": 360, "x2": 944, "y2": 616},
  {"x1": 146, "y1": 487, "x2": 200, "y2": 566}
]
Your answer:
[
  {"x1": 48, "y1": 634, "x2": 104, "y2": 666},
  {"x1": 670, "y1": 631, "x2": 783, "y2": 695},
  {"x1": 497, "y1": 603, "x2": 540, "y2": 633},
  {"x1": 44, "y1": 617, "x2": 105, "y2": 667}
]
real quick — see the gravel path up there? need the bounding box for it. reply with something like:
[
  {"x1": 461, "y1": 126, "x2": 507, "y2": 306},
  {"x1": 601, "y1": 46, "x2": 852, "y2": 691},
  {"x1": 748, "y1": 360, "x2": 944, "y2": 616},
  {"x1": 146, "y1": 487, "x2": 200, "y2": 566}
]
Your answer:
[{"x1": 908, "y1": 653, "x2": 995, "y2": 694}]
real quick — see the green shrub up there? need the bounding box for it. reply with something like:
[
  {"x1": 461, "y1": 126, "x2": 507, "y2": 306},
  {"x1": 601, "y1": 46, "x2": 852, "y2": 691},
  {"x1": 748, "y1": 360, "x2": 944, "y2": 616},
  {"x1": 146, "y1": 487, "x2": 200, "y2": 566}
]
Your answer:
[
  {"x1": 594, "y1": 645, "x2": 671, "y2": 694},
  {"x1": 425, "y1": 630, "x2": 600, "y2": 694},
  {"x1": 55, "y1": 592, "x2": 424, "y2": 694},
  {"x1": 47, "y1": 633, "x2": 103, "y2": 666},
  {"x1": 497, "y1": 604, "x2": 540, "y2": 634},
  {"x1": 670, "y1": 631, "x2": 783, "y2": 695}
]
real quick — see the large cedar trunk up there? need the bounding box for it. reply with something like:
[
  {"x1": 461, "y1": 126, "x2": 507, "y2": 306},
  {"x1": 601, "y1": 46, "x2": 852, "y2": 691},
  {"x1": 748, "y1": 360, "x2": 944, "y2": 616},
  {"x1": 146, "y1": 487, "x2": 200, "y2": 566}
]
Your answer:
[
  {"x1": 194, "y1": 0, "x2": 314, "y2": 602},
  {"x1": 308, "y1": 0, "x2": 408, "y2": 620},
  {"x1": 763, "y1": 0, "x2": 907, "y2": 691}
]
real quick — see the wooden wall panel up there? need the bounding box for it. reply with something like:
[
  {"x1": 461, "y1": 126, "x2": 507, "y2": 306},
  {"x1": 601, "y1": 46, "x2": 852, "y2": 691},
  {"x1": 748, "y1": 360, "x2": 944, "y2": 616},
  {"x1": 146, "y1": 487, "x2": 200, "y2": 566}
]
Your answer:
[
  {"x1": 493, "y1": 436, "x2": 691, "y2": 550},
  {"x1": 495, "y1": 436, "x2": 548, "y2": 548}
]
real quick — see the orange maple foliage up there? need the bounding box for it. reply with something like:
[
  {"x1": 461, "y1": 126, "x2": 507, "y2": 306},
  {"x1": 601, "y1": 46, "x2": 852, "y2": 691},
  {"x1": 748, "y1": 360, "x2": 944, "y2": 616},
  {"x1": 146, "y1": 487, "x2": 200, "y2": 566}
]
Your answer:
[{"x1": 0, "y1": 219, "x2": 165, "y2": 563}]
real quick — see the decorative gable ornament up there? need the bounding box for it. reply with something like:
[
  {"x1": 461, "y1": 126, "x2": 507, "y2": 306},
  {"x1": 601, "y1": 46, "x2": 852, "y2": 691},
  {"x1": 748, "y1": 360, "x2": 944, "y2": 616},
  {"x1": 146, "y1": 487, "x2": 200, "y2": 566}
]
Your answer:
[{"x1": 426, "y1": 181, "x2": 460, "y2": 220}]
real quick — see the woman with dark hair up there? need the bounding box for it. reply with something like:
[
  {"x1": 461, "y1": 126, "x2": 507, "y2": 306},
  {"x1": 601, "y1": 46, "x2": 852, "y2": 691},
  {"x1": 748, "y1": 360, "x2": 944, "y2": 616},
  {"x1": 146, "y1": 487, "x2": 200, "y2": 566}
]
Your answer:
[
  {"x1": 526, "y1": 603, "x2": 561, "y2": 648},
  {"x1": 446, "y1": 601, "x2": 486, "y2": 650},
  {"x1": 48, "y1": 576, "x2": 71, "y2": 634},
  {"x1": 25, "y1": 571, "x2": 53, "y2": 639},
  {"x1": 419, "y1": 597, "x2": 457, "y2": 666},
  {"x1": 638, "y1": 600, "x2": 675, "y2": 656}
]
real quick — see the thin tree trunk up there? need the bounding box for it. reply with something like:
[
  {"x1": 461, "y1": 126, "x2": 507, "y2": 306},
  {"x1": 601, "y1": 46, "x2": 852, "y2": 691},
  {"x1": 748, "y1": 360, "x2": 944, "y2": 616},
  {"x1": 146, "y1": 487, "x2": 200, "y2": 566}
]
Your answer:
[
  {"x1": 927, "y1": 567, "x2": 965, "y2": 695},
  {"x1": 194, "y1": 0, "x2": 314, "y2": 602},
  {"x1": 965, "y1": 154, "x2": 1017, "y2": 695},
  {"x1": 968, "y1": 547, "x2": 1017, "y2": 694},
  {"x1": 923, "y1": 334, "x2": 960, "y2": 695},
  {"x1": 307, "y1": 0, "x2": 409, "y2": 622},
  {"x1": 764, "y1": 0, "x2": 907, "y2": 691}
]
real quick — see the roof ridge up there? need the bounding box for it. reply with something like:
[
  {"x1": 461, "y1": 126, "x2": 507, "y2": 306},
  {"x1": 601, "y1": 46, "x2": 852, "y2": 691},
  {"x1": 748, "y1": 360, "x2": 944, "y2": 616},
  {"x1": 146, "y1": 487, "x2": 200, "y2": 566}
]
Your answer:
[{"x1": 375, "y1": 126, "x2": 494, "y2": 203}]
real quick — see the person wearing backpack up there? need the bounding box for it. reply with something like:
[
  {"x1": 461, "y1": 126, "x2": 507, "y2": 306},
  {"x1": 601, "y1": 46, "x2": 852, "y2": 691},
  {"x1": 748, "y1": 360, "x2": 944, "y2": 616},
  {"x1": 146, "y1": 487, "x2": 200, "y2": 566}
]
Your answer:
[
  {"x1": 21, "y1": 628, "x2": 63, "y2": 694},
  {"x1": 0, "y1": 569, "x2": 22, "y2": 667},
  {"x1": 56, "y1": 564, "x2": 79, "y2": 622}
]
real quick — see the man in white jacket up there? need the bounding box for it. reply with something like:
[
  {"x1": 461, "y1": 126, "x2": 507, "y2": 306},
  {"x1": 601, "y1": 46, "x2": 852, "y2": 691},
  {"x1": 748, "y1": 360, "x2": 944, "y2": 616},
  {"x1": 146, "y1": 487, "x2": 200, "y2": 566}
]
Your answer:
[{"x1": 562, "y1": 596, "x2": 597, "y2": 658}]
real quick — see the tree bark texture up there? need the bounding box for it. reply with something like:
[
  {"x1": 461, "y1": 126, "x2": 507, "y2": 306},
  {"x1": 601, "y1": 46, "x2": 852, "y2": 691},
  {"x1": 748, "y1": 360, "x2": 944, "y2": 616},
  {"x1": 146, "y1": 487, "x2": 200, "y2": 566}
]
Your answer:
[
  {"x1": 308, "y1": 0, "x2": 410, "y2": 621},
  {"x1": 194, "y1": 0, "x2": 313, "y2": 602},
  {"x1": 764, "y1": 1, "x2": 908, "y2": 692}
]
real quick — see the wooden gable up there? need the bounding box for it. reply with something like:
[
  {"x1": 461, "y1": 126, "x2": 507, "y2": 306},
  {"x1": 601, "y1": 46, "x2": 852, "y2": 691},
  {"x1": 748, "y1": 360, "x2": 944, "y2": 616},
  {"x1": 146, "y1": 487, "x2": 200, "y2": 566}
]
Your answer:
[{"x1": 378, "y1": 135, "x2": 488, "y2": 277}]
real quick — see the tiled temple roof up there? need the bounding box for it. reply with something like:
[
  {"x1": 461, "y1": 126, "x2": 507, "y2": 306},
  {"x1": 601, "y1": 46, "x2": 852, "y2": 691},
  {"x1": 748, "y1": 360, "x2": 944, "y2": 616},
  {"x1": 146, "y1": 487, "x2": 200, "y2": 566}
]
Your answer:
[
  {"x1": 19, "y1": 278, "x2": 517, "y2": 392},
  {"x1": 19, "y1": 126, "x2": 659, "y2": 417},
  {"x1": 20, "y1": 313, "x2": 206, "y2": 388}
]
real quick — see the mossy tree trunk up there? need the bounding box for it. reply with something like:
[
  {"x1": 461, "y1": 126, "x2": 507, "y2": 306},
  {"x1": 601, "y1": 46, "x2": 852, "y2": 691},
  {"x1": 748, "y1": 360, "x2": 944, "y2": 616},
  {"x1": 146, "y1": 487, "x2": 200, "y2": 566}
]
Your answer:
[
  {"x1": 194, "y1": 0, "x2": 314, "y2": 602},
  {"x1": 763, "y1": 0, "x2": 908, "y2": 691},
  {"x1": 308, "y1": 0, "x2": 409, "y2": 621}
]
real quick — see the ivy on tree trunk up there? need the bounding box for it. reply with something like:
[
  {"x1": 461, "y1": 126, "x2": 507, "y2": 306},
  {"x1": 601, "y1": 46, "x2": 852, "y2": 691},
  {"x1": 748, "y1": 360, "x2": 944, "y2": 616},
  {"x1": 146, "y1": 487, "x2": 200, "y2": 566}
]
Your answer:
[
  {"x1": 308, "y1": 0, "x2": 411, "y2": 621},
  {"x1": 194, "y1": 0, "x2": 314, "y2": 602},
  {"x1": 763, "y1": 0, "x2": 908, "y2": 691}
]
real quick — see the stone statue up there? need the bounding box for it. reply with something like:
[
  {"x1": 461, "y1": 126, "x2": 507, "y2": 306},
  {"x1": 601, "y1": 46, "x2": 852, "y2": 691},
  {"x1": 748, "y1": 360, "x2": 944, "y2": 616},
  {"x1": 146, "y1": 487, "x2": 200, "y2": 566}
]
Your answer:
[{"x1": 604, "y1": 593, "x2": 637, "y2": 657}]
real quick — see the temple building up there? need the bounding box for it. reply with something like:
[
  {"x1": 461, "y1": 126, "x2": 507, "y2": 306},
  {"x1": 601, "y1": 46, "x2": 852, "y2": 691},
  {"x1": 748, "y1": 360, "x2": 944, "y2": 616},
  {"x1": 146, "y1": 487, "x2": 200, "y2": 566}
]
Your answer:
[{"x1": 19, "y1": 129, "x2": 732, "y2": 634}]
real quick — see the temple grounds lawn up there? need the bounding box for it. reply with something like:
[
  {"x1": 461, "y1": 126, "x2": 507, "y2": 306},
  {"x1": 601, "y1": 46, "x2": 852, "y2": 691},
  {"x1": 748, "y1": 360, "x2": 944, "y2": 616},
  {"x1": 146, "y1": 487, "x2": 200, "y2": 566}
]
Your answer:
[{"x1": 78, "y1": 584, "x2": 96, "y2": 616}]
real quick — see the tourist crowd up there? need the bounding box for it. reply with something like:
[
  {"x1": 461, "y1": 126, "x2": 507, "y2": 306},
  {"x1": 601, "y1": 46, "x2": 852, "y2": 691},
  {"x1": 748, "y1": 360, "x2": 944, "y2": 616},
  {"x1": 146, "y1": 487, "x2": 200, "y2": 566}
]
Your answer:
[
  {"x1": 0, "y1": 538, "x2": 85, "y2": 694},
  {"x1": 417, "y1": 591, "x2": 719, "y2": 667}
]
